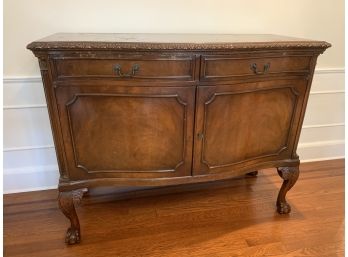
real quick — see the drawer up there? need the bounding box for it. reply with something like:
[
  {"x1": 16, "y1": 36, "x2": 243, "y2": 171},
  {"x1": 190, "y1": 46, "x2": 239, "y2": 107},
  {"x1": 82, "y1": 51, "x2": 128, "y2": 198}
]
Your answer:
[
  {"x1": 201, "y1": 55, "x2": 311, "y2": 80},
  {"x1": 52, "y1": 56, "x2": 196, "y2": 81}
]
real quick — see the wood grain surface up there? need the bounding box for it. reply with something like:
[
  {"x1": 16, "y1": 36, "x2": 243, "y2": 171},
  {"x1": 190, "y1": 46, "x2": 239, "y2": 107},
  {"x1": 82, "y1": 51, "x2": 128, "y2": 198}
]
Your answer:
[{"x1": 4, "y1": 159, "x2": 344, "y2": 257}]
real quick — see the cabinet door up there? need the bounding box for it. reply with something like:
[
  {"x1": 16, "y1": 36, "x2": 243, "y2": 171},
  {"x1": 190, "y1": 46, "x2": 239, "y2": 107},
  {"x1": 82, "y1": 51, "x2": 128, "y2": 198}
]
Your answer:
[
  {"x1": 54, "y1": 84, "x2": 195, "y2": 180},
  {"x1": 193, "y1": 80, "x2": 307, "y2": 175}
]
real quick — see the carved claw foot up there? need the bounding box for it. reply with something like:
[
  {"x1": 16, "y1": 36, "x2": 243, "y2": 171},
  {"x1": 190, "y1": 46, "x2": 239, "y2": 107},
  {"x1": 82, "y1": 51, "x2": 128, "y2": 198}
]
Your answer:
[
  {"x1": 58, "y1": 188, "x2": 87, "y2": 245},
  {"x1": 66, "y1": 227, "x2": 81, "y2": 245},
  {"x1": 276, "y1": 166, "x2": 299, "y2": 214},
  {"x1": 246, "y1": 171, "x2": 258, "y2": 176},
  {"x1": 277, "y1": 202, "x2": 291, "y2": 214}
]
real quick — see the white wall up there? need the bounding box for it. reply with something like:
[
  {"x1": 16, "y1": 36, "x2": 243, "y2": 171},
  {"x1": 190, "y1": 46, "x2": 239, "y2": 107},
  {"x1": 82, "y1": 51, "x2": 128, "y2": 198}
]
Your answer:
[{"x1": 3, "y1": 0, "x2": 344, "y2": 193}]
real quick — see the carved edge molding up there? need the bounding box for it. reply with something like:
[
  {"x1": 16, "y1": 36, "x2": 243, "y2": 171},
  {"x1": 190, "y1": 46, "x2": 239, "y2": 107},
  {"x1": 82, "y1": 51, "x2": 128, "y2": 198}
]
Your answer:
[
  {"x1": 277, "y1": 166, "x2": 297, "y2": 180},
  {"x1": 38, "y1": 57, "x2": 48, "y2": 71},
  {"x1": 27, "y1": 41, "x2": 331, "y2": 52},
  {"x1": 72, "y1": 188, "x2": 88, "y2": 205}
]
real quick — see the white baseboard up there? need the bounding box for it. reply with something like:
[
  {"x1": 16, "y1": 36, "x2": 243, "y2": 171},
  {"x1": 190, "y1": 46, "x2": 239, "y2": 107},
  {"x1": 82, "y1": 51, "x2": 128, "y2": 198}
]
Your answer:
[
  {"x1": 3, "y1": 165, "x2": 59, "y2": 194},
  {"x1": 300, "y1": 156, "x2": 344, "y2": 163},
  {"x1": 3, "y1": 140, "x2": 344, "y2": 194},
  {"x1": 4, "y1": 186, "x2": 58, "y2": 194},
  {"x1": 297, "y1": 140, "x2": 345, "y2": 163}
]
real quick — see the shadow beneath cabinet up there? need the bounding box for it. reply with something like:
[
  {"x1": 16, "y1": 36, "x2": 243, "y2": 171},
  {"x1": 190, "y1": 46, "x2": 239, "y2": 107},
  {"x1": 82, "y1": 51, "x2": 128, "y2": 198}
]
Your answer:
[{"x1": 77, "y1": 168, "x2": 305, "y2": 250}]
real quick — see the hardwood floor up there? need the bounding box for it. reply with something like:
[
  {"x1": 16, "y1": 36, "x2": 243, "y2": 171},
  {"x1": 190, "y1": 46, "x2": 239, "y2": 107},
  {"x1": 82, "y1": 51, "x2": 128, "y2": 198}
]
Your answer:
[{"x1": 4, "y1": 159, "x2": 344, "y2": 257}]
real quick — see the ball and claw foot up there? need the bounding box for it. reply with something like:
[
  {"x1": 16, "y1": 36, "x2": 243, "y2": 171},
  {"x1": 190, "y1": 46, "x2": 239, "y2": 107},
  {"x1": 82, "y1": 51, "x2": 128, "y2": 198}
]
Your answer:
[
  {"x1": 276, "y1": 166, "x2": 299, "y2": 215},
  {"x1": 58, "y1": 188, "x2": 87, "y2": 245},
  {"x1": 277, "y1": 202, "x2": 291, "y2": 214},
  {"x1": 65, "y1": 227, "x2": 80, "y2": 245},
  {"x1": 246, "y1": 171, "x2": 258, "y2": 177}
]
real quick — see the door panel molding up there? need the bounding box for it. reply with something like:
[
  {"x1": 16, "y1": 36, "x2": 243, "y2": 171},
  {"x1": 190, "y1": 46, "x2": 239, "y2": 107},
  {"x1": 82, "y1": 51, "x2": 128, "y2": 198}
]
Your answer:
[
  {"x1": 55, "y1": 85, "x2": 195, "y2": 179},
  {"x1": 193, "y1": 81, "x2": 305, "y2": 174},
  {"x1": 66, "y1": 93, "x2": 187, "y2": 174}
]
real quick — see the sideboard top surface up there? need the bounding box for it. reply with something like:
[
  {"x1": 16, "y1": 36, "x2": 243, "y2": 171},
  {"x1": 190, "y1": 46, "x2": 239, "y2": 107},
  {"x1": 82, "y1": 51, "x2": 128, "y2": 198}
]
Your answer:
[{"x1": 27, "y1": 33, "x2": 331, "y2": 51}]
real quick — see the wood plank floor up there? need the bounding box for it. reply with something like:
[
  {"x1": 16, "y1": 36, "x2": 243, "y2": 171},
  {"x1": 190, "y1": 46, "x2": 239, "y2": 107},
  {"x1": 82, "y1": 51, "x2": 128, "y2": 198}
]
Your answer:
[{"x1": 4, "y1": 159, "x2": 344, "y2": 257}]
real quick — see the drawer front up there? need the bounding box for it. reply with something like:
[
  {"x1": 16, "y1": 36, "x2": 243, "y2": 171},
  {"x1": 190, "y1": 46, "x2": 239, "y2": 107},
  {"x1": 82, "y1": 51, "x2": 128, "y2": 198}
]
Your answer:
[
  {"x1": 201, "y1": 55, "x2": 311, "y2": 80},
  {"x1": 52, "y1": 56, "x2": 196, "y2": 81}
]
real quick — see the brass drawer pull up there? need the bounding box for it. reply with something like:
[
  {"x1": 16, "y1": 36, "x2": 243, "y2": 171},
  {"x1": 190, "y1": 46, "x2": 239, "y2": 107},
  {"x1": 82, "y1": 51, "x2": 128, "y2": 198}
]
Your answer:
[
  {"x1": 250, "y1": 63, "x2": 270, "y2": 75},
  {"x1": 114, "y1": 63, "x2": 140, "y2": 78}
]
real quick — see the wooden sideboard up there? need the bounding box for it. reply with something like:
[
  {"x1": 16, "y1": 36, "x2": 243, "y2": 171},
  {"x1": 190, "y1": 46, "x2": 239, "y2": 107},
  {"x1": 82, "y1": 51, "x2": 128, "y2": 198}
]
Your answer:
[{"x1": 27, "y1": 33, "x2": 330, "y2": 244}]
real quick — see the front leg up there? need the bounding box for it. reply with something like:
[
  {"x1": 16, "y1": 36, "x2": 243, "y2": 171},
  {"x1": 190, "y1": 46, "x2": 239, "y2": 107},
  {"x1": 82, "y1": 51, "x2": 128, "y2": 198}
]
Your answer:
[
  {"x1": 276, "y1": 166, "x2": 299, "y2": 214},
  {"x1": 58, "y1": 188, "x2": 87, "y2": 244}
]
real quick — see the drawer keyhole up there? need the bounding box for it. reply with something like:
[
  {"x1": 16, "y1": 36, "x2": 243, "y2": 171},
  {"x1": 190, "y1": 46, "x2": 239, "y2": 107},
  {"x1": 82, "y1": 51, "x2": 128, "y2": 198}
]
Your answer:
[{"x1": 197, "y1": 132, "x2": 204, "y2": 140}]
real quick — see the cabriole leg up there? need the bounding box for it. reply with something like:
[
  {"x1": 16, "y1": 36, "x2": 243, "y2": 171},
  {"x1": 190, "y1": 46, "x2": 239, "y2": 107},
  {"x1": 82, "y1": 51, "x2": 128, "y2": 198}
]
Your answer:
[
  {"x1": 276, "y1": 166, "x2": 299, "y2": 214},
  {"x1": 58, "y1": 188, "x2": 87, "y2": 244}
]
